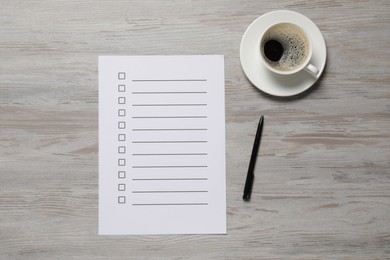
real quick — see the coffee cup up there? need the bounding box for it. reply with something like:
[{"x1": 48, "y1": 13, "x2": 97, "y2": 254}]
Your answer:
[{"x1": 260, "y1": 22, "x2": 319, "y2": 77}]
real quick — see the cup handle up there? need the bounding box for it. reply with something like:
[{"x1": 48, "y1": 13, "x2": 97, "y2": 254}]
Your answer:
[{"x1": 304, "y1": 63, "x2": 320, "y2": 78}]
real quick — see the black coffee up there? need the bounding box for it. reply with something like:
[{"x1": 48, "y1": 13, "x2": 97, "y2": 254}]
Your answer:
[
  {"x1": 261, "y1": 23, "x2": 309, "y2": 71},
  {"x1": 264, "y1": 39, "x2": 284, "y2": 62}
]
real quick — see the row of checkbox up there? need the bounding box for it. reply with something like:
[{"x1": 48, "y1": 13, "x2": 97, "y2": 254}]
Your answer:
[{"x1": 118, "y1": 72, "x2": 127, "y2": 203}]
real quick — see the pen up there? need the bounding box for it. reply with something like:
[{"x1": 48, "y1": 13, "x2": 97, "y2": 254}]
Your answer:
[{"x1": 243, "y1": 115, "x2": 264, "y2": 201}]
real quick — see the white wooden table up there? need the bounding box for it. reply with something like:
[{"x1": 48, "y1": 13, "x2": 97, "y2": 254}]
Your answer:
[{"x1": 1, "y1": 0, "x2": 389, "y2": 259}]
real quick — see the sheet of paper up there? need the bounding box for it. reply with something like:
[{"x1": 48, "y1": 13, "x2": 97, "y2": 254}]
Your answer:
[{"x1": 99, "y1": 55, "x2": 226, "y2": 235}]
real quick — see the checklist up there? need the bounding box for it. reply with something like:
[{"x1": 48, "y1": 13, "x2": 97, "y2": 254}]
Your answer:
[{"x1": 99, "y1": 55, "x2": 226, "y2": 235}]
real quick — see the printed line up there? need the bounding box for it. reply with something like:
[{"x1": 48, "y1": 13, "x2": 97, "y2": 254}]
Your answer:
[
  {"x1": 132, "y1": 104, "x2": 207, "y2": 107},
  {"x1": 132, "y1": 128, "x2": 207, "y2": 131},
  {"x1": 132, "y1": 91, "x2": 207, "y2": 94},
  {"x1": 132, "y1": 116, "x2": 207, "y2": 119},
  {"x1": 132, "y1": 178, "x2": 208, "y2": 181},
  {"x1": 132, "y1": 190, "x2": 208, "y2": 193},
  {"x1": 132, "y1": 203, "x2": 208, "y2": 206},
  {"x1": 132, "y1": 153, "x2": 208, "y2": 156},
  {"x1": 132, "y1": 141, "x2": 207, "y2": 143},
  {"x1": 132, "y1": 79, "x2": 207, "y2": 82},
  {"x1": 132, "y1": 165, "x2": 208, "y2": 168}
]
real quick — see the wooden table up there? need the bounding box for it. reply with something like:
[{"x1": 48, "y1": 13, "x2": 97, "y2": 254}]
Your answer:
[{"x1": 1, "y1": 1, "x2": 389, "y2": 259}]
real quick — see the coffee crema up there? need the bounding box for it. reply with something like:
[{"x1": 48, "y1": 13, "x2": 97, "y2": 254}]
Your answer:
[{"x1": 261, "y1": 23, "x2": 310, "y2": 72}]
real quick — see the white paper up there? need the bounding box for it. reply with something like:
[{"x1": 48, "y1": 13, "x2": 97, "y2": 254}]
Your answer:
[{"x1": 99, "y1": 55, "x2": 226, "y2": 235}]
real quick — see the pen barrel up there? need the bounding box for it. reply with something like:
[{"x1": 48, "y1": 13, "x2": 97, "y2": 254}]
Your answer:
[
  {"x1": 248, "y1": 116, "x2": 264, "y2": 172},
  {"x1": 243, "y1": 173, "x2": 254, "y2": 201}
]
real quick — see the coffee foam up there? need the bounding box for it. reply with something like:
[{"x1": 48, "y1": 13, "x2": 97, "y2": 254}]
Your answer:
[{"x1": 262, "y1": 23, "x2": 309, "y2": 71}]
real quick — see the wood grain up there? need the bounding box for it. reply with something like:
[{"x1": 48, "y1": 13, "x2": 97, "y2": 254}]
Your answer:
[{"x1": 1, "y1": 0, "x2": 389, "y2": 259}]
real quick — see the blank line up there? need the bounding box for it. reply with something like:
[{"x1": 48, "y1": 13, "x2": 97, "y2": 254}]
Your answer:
[
  {"x1": 132, "y1": 141, "x2": 207, "y2": 143},
  {"x1": 132, "y1": 166, "x2": 208, "y2": 169},
  {"x1": 132, "y1": 116, "x2": 207, "y2": 119},
  {"x1": 132, "y1": 91, "x2": 207, "y2": 94},
  {"x1": 132, "y1": 190, "x2": 208, "y2": 193},
  {"x1": 132, "y1": 128, "x2": 207, "y2": 131},
  {"x1": 132, "y1": 203, "x2": 208, "y2": 206},
  {"x1": 132, "y1": 104, "x2": 207, "y2": 107},
  {"x1": 132, "y1": 153, "x2": 208, "y2": 156},
  {"x1": 132, "y1": 178, "x2": 208, "y2": 181},
  {"x1": 132, "y1": 79, "x2": 207, "y2": 82}
]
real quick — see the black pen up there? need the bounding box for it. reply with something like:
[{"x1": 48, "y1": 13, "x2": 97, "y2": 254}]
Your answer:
[{"x1": 243, "y1": 115, "x2": 264, "y2": 201}]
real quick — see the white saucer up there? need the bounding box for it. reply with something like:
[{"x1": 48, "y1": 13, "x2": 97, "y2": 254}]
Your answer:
[{"x1": 240, "y1": 10, "x2": 327, "y2": 97}]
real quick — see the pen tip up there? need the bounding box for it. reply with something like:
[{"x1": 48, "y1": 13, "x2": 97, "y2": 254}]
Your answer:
[{"x1": 242, "y1": 195, "x2": 251, "y2": 201}]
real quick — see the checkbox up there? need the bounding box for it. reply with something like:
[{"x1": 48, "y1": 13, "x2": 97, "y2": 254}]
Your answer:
[
  {"x1": 118, "y1": 72, "x2": 126, "y2": 80},
  {"x1": 118, "y1": 85, "x2": 126, "y2": 92},
  {"x1": 118, "y1": 109, "x2": 126, "y2": 117},
  {"x1": 118, "y1": 171, "x2": 126, "y2": 179},
  {"x1": 118, "y1": 134, "x2": 126, "y2": 141},
  {"x1": 118, "y1": 196, "x2": 126, "y2": 204},
  {"x1": 118, "y1": 97, "x2": 126, "y2": 104},
  {"x1": 118, "y1": 158, "x2": 126, "y2": 166},
  {"x1": 118, "y1": 146, "x2": 126, "y2": 154},
  {"x1": 118, "y1": 183, "x2": 126, "y2": 191},
  {"x1": 118, "y1": 121, "x2": 126, "y2": 129}
]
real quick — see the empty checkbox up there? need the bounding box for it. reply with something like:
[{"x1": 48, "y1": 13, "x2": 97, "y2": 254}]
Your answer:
[
  {"x1": 118, "y1": 134, "x2": 126, "y2": 141},
  {"x1": 118, "y1": 72, "x2": 126, "y2": 80},
  {"x1": 118, "y1": 146, "x2": 126, "y2": 154},
  {"x1": 118, "y1": 121, "x2": 126, "y2": 129},
  {"x1": 118, "y1": 97, "x2": 126, "y2": 104},
  {"x1": 118, "y1": 196, "x2": 126, "y2": 204},
  {"x1": 118, "y1": 158, "x2": 126, "y2": 166},
  {"x1": 118, "y1": 183, "x2": 126, "y2": 191},
  {"x1": 118, "y1": 109, "x2": 126, "y2": 117},
  {"x1": 118, "y1": 171, "x2": 126, "y2": 179},
  {"x1": 118, "y1": 85, "x2": 126, "y2": 92}
]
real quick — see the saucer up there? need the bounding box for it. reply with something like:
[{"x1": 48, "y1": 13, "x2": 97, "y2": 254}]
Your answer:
[{"x1": 240, "y1": 10, "x2": 327, "y2": 97}]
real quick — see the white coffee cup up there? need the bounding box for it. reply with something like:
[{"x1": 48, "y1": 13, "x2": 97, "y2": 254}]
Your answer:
[{"x1": 260, "y1": 22, "x2": 319, "y2": 78}]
